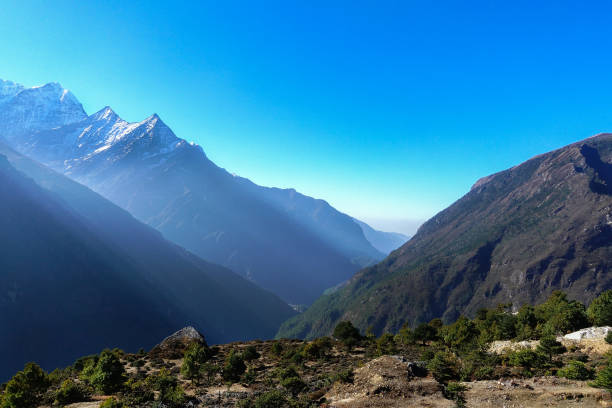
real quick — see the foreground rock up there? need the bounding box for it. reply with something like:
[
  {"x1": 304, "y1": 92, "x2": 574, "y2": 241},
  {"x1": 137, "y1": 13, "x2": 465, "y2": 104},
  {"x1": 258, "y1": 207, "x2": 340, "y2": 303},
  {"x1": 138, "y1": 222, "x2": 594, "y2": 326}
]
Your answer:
[
  {"x1": 148, "y1": 326, "x2": 206, "y2": 359},
  {"x1": 564, "y1": 326, "x2": 612, "y2": 340},
  {"x1": 325, "y1": 355, "x2": 452, "y2": 407}
]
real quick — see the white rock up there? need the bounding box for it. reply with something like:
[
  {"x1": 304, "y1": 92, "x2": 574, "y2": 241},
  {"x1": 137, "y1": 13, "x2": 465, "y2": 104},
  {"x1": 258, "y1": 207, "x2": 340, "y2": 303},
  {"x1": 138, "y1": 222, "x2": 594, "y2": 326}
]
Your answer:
[{"x1": 563, "y1": 326, "x2": 612, "y2": 340}]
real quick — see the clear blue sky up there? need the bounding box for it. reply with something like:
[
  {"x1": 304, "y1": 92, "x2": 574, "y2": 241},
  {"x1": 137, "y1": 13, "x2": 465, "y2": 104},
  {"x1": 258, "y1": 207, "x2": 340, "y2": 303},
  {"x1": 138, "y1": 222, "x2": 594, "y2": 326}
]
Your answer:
[{"x1": 2, "y1": 1, "x2": 612, "y2": 235}]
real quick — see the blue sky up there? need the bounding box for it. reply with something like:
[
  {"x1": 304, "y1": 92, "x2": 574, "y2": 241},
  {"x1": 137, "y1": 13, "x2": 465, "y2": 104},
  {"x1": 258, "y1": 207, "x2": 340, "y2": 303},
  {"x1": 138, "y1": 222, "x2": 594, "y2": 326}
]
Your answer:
[{"x1": 2, "y1": 1, "x2": 612, "y2": 235}]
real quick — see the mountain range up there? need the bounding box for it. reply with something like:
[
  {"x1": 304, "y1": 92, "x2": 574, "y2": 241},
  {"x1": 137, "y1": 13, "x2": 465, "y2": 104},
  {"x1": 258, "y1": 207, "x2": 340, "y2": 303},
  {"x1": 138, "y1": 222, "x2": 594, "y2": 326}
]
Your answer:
[
  {"x1": 0, "y1": 79, "x2": 408, "y2": 306},
  {"x1": 278, "y1": 133, "x2": 612, "y2": 339},
  {"x1": 0, "y1": 140, "x2": 299, "y2": 381}
]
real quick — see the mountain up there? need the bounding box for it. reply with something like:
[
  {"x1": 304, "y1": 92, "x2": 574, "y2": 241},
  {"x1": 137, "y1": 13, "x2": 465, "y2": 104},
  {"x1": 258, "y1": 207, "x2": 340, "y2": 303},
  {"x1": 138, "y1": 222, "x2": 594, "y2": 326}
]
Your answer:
[
  {"x1": 0, "y1": 143, "x2": 295, "y2": 381},
  {"x1": 278, "y1": 133, "x2": 612, "y2": 339},
  {"x1": 353, "y1": 218, "x2": 410, "y2": 254},
  {"x1": 0, "y1": 80, "x2": 390, "y2": 305}
]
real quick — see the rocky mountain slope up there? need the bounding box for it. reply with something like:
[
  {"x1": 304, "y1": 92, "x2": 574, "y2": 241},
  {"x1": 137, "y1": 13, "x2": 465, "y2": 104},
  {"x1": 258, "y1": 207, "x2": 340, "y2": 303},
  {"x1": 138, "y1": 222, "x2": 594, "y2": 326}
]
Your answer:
[
  {"x1": 278, "y1": 133, "x2": 612, "y2": 339},
  {"x1": 0, "y1": 79, "x2": 407, "y2": 305},
  {"x1": 0, "y1": 144, "x2": 295, "y2": 382}
]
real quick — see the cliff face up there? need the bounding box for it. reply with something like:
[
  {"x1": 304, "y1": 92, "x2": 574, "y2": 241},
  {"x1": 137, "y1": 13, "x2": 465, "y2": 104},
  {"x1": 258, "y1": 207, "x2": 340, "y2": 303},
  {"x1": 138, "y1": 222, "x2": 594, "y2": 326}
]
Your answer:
[{"x1": 279, "y1": 133, "x2": 612, "y2": 339}]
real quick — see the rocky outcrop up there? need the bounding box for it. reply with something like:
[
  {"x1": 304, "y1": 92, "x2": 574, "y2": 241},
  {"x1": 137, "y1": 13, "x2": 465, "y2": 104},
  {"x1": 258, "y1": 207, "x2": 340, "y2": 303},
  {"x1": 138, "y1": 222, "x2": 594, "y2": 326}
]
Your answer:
[
  {"x1": 564, "y1": 326, "x2": 612, "y2": 341},
  {"x1": 149, "y1": 326, "x2": 207, "y2": 359}
]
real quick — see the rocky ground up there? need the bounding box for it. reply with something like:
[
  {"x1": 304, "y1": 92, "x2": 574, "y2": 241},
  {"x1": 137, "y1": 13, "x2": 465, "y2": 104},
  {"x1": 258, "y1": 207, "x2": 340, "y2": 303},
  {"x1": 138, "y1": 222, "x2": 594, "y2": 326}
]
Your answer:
[{"x1": 44, "y1": 326, "x2": 612, "y2": 408}]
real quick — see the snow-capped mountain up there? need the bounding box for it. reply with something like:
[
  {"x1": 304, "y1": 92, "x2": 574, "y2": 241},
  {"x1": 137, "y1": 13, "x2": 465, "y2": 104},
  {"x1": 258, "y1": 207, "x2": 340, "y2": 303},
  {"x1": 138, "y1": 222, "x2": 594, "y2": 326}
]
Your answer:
[
  {"x1": 0, "y1": 80, "x2": 405, "y2": 305},
  {"x1": 0, "y1": 81, "x2": 86, "y2": 144}
]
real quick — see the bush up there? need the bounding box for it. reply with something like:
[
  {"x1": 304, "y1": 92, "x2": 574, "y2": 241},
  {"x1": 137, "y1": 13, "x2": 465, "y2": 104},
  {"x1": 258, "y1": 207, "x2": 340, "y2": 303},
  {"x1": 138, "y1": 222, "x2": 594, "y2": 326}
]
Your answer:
[
  {"x1": 271, "y1": 342, "x2": 283, "y2": 357},
  {"x1": 515, "y1": 305, "x2": 539, "y2": 340},
  {"x1": 87, "y1": 350, "x2": 126, "y2": 394},
  {"x1": 440, "y1": 316, "x2": 478, "y2": 351},
  {"x1": 413, "y1": 322, "x2": 438, "y2": 345},
  {"x1": 99, "y1": 397, "x2": 125, "y2": 408},
  {"x1": 200, "y1": 362, "x2": 220, "y2": 384},
  {"x1": 333, "y1": 321, "x2": 362, "y2": 349},
  {"x1": 122, "y1": 379, "x2": 154, "y2": 405},
  {"x1": 537, "y1": 291, "x2": 589, "y2": 335},
  {"x1": 592, "y1": 356, "x2": 612, "y2": 391},
  {"x1": 242, "y1": 345, "x2": 260, "y2": 362},
  {"x1": 536, "y1": 336, "x2": 566, "y2": 360},
  {"x1": 375, "y1": 333, "x2": 397, "y2": 356},
  {"x1": 557, "y1": 361, "x2": 593, "y2": 380},
  {"x1": 54, "y1": 379, "x2": 91, "y2": 405},
  {"x1": 0, "y1": 363, "x2": 50, "y2": 408},
  {"x1": 253, "y1": 390, "x2": 287, "y2": 408},
  {"x1": 427, "y1": 351, "x2": 460, "y2": 384},
  {"x1": 181, "y1": 343, "x2": 210, "y2": 383},
  {"x1": 507, "y1": 349, "x2": 548, "y2": 371},
  {"x1": 444, "y1": 381, "x2": 467, "y2": 407},
  {"x1": 459, "y1": 350, "x2": 498, "y2": 381},
  {"x1": 606, "y1": 332, "x2": 612, "y2": 345},
  {"x1": 304, "y1": 337, "x2": 332, "y2": 359},
  {"x1": 146, "y1": 369, "x2": 185, "y2": 407},
  {"x1": 223, "y1": 350, "x2": 246, "y2": 382},
  {"x1": 587, "y1": 290, "x2": 612, "y2": 326},
  {"x1": 281, "y1": 376, "x2": 305, "y2": 396},
  {"x1": 397, "y1": 323, "x2": 415, "y2": 345}
]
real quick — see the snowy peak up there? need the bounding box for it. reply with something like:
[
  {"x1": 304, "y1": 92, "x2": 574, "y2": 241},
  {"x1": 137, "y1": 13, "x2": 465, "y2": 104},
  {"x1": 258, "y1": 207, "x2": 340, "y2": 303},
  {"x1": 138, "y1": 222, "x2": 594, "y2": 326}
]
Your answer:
[
  {"x1": 91, "y1": 106, "x2": 120, "y2": 122},
  {"x1": 0, "y1": 79, "x2": 25, "y2": 104},
  {"x1": 0, "y1": 80, "x2": 87, "y2": 142}
]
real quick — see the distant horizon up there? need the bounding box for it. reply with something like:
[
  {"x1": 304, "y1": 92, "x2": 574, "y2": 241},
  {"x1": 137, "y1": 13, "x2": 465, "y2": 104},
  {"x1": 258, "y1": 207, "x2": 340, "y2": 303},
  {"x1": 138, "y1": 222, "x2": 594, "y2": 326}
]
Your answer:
[{"x1": 3, "y1": 1, "x2": 612, "y2": 236}]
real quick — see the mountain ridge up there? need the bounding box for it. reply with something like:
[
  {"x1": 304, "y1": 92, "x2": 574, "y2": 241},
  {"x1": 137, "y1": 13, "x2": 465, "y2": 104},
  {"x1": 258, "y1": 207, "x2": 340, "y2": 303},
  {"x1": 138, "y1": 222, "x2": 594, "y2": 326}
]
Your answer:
[
  {"x1": 0, "y1": 142, "x2": 296, "y2": 381},
  {"x1": 0, "y1": 79, "x2": 406, "y2": 305},
  {"x1": 278, "y1": 132, "x2": 612, "y2": 339}
]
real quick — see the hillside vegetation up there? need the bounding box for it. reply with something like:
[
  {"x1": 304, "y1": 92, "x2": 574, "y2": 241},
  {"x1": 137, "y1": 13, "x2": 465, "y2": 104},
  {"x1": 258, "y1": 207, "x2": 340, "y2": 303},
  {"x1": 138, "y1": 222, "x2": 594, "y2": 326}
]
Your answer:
[
  {"x1": 279, "y1": 133, "x2": 612, "y2": 340},
  {"x1": 3, "y1": 291, "x2": 612, "y2": 407}
]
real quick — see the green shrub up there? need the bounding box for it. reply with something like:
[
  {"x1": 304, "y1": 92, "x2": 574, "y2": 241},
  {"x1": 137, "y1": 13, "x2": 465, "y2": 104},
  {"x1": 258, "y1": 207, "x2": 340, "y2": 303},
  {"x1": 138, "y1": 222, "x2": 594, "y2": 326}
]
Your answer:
[
  {"x1": 515, "y1": 305, "x2": 539, "y2": 340},
  {"x1": 100, "y1": 397, "x2": 127, "y2": 408},
  {"x1": 242, "y1": 345, "x2": 261, "y2": 362},
  {"x1": 413, "y1": 322, "x2": 438, "y2": 345},
  {"x1": 444, "y1": 381, "x2": 467, "y2": 407},
  {"x1": 427, "y1": 351, "x2": 460, "y2": 384},
  {"x1": 146, "y1": 369, "x2": 185, "y2": 407},
  {"x1": 223, "y1": 350, "x2": 246, "y2": 382},
  {"x1": 606, "y1": 332, "x2": 612, "y2": 345},
  {"x1": 0, "y1": 363, "x2": 50, "y2": 408},
  {"x1": 557, "y1": 361, "x2": 593, "y2": 380},
  {"x1": 537, "y1": 291, "x2": 589, "y2": 335},
  {"x1": 375, "y1": 333, "x2": 397, "y2": 356},
  {"x1": 440, "y1": 316, "x2": 479, "y2": 352},
  {"x1": 276, "y1": 366, "x2": 300, "y2": 381},
  {"x1": 271, "y1": 342, "x2": 283, "y2": 357},
  {"x1": 587, "y1": 290, "x2": 612, "y2": 326},
  {"x1": 304, "y1": 337, "x2": 332, "y2": 359},
  {"x1": 121, "y1": 379, "x2": 154, "y2": 405},
  {"x1": 242, "y1": 368, "x2": 257, "y2": 385},
  {"x1": 84, "y1": 350, "x2": 126, "y2": 394},
  {"x1": 459, "y1": 350, "x2": 498, "y2": 381},
  {"x1": 181, "y1": 343, "x2": 210, "y2": 383},
  {"x1": 536, "y1": 336, "x2": 566, "y2": 360},
  {"x1": 200, "y1": 362, "x2": 220, "y2": 384},
  {"x1": 281, "y1": 376, "x2": 305, "y2": 396},
  {"x1": 54, "y1": 379, "x2": 91, "y2": 405},
  {"x1": 333, "y1": 321, "x2": 362, "y2": 349},
  {"x1": 592, "y1": 357, "x2": 612, "y2": 391},
  {"x1": 506, "y1": 349, "x2": 547, "y2": 371},
  {"x1": 397, "y1": 323, "x2": 415, "y2": 345},
  {"x1": 253, "y1": 390, "x2": 287, "y2": 408},
  {"x1": 99, "y1": 397, "x2": 125, "y2": 408}
]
